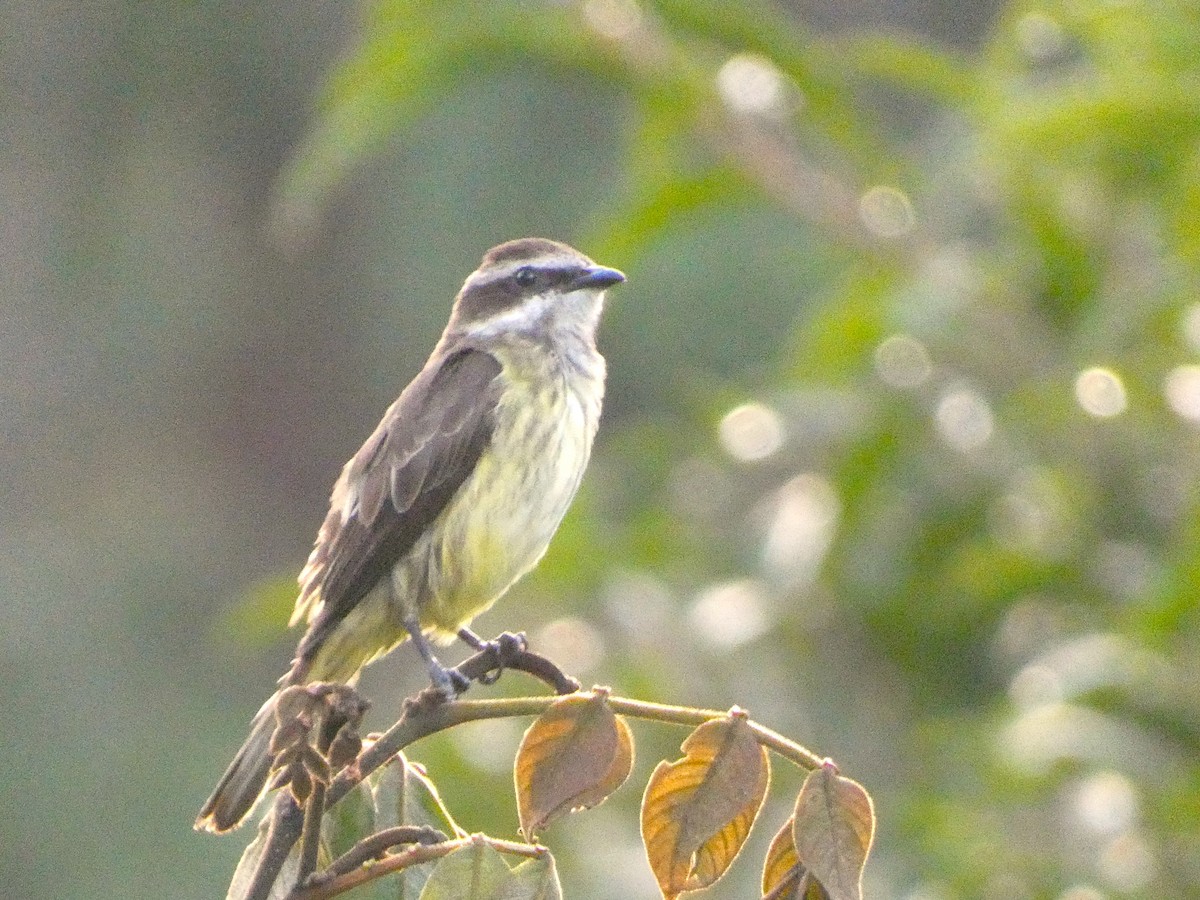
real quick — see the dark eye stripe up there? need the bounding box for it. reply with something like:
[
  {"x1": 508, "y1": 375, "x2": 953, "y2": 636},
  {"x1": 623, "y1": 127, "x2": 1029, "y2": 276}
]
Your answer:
[
  {"x1": 457, "y1": 277, "x2": 522, "y2": 317},
  {"x1": 453, "y1": 264, "x2": 586, "y2": 325}
]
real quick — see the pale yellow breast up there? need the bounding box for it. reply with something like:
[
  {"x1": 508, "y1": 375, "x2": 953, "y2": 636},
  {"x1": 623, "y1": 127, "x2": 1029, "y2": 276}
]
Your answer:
[{"x1": 409, "y1": 340, "x2": 604, "y2": 636}]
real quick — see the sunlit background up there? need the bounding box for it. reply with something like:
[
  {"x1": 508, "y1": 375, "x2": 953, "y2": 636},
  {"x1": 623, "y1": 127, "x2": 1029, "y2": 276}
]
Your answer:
[{"x1": 4, "y1": 1, "x2": 1199, "y2": 898}]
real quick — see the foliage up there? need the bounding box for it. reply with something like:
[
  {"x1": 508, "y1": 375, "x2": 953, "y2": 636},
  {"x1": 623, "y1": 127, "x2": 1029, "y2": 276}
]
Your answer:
[{"x1": 222, "y1": 655, "x2": 872, "y2": 900}]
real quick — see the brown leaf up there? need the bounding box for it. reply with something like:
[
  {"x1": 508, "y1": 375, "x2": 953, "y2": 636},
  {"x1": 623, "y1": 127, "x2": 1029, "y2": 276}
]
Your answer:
[
  {"x1": 327, "y1": 725, "x2": 362, "y2": 771},
  {"x1": 792, "y1": 763, "x2": 875, "y2": 900},
  {"x1": 641, "y1": 713, "x2": 770, "y2": 899},
  {"x1": 762, "y1": 815, "x2": 831, "y2": 900},
  {"x1": 302, "y1": 744, "x2": 331, "y2": 784},
  {"x1": 762, "y1": 816, "x2": 801, "y2": 899},
  {"x1": 514, "y1": 692, "x2": 634, "y2": 837}
]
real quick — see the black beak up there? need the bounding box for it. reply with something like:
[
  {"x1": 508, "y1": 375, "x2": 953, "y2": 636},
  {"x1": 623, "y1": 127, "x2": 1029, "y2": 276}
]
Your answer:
[{"x1": 569, "y1": 265, "x2": 626, "y2": 291}]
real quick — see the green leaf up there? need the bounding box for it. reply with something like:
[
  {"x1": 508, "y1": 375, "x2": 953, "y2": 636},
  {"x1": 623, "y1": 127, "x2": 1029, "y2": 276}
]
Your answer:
[
  {"x1": 367, "y1": 753, "x2": 459, "y2": 897},
  {"x1": 510, "y1": 853, "x2": 564, "y2": 900},
  {"x1": 372, "y1": 752, "x2": 461, "y2": 835},
  {"x1": 323, "y1": 778, "x2": 377, "y2": 865},
  {"x1": 834, "y1": 34, "x2": 974, "y2": 104},
  {"x1": 271, "y1": 1, "x2": 632, "y2": 238},
  {"x1": 417, "y1": 839, "x2": 520, "y2": 900}
]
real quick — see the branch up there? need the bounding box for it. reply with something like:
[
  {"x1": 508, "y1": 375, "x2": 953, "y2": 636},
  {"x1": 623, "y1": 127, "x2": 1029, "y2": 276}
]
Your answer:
[
  {"x1": 242, "y1": 793, "x2": 305, "y2": 900},
  {"x1": 321, "y1": 825, "x2": 446, "y2": 880},
  {"x1": 240, "y1": 644, "x2": 575, "y2": 899},
  {"x1": 605, "y1": 697, "x2": 825, "y2": 770},
  {"x1": 288, "y1": 834, "x2": 544, "y2": 900},
  {"x1": 239, "y1": 654, "x2": 822, "y2": 898},
  {"x1": 451, "y1": 641, "x2": 580, "y2": 696}
]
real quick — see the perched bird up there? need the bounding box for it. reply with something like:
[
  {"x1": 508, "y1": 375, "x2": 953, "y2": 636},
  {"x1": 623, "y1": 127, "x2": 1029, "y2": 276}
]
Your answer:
[{"x1": 196, "y1": 238, "x2": 624, "y2": 833}]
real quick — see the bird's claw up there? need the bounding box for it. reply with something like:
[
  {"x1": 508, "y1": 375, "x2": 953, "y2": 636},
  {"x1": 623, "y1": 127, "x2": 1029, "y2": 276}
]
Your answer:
[
  {"x1": 476, "y1": 631, "x2": 527, "y2": 685},
  {"x1": 429, "y1": 663, "x2": 472, "y2": 701}
]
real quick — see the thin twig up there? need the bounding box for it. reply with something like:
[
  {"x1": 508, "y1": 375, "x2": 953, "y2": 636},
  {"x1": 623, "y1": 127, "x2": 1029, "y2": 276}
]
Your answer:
[
  {"x1": 296, "y1": 770, "x2": 326, "y2": 881},
  {"x1": 603, "y1": 696, "x2": 826, "y2": 770},
  {"x1": 288, "y1": 834, "x2": 544, "y2": 900},
  {"x1": 322, "y1": 825, "x2": 446, "y2": 879}
]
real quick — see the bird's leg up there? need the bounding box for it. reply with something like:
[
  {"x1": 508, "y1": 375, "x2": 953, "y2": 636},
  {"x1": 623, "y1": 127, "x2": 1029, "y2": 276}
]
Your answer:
[
  {"x1": 403, "y1": 617, "x2": 469, "y2": 700},
  {"x1": 457, "y1": 627, "x2": 528, "y2": 685}
]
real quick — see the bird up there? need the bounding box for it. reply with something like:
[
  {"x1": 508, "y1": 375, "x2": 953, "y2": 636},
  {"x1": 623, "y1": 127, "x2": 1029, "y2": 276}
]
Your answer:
[{"x1": 195, "y1": 237, "x2": 624, "y2": 833}]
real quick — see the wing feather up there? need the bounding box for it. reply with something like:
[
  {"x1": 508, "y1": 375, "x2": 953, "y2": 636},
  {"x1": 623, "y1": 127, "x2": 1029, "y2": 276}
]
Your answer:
[{"x1": 291, "y1": 348, "x2": 502, "y2": 665}]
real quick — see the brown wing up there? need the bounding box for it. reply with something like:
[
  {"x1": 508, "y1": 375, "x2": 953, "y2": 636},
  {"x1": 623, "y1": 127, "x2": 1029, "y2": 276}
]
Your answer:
[{"x1": 291, "y1": 347, "x2": 502, "y2": 667}]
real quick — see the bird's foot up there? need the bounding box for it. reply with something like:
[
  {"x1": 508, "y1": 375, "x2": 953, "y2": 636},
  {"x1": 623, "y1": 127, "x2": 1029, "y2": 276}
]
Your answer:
[
  {"x1": 428, "y1": 661, "x2": 472, "y2": 701},
  {"x1": 457, "y1": 629, "x2": 528, "y2": 685},
  {"x1": 404, "y1": 616, "x2": 471, "y2": 703}
]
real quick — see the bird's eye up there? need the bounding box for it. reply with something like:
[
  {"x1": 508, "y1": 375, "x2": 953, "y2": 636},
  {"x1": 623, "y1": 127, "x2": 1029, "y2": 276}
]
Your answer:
[{"x1": 514, "y1": 266, "x2": 538, "y2": 288}]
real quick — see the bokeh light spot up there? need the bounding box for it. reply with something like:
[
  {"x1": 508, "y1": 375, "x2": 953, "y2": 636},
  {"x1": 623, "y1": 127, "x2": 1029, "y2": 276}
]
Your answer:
[
  {"x1": 1097, "y1": 832, "x2": 1156, "y2": 892},
  {"x1": 859, "y1": 185, "x2": 916, "y2": 238},
  {"x1": 719, "y1": 402, "x2": 784, "y2": 461},
  {"x1": 1009, "y1": 663, "x2": 1064, "y2": 709},
  {"x1": 990, "y1": 470, "x2": 1072, "y2": 558},
  {"x1": 1182, "y1": 302, "x2": 1200, "y2": 352},
  {"x1": 1016, "y1": 11, "x2": 1066, "y2": 61},
  {"x1": 601, "y1": 571, "x2": 673, "y2": 649},
  {"x1": 687, "y1": 579, "x2": 771, "y2": 648},
  {"x1": 875, "y1": 334, "x2": 933, "y2": 388},
  {"x1": 762, "y1": 473, "x2": 839, "y2": 584},
  {"x1": 1073, "y1": 771, "x2": 1138, "y2": 837},
  {"x1": 1163, "y1": 364, "x2": 1200, "y2": 421},
  {"x1": 582, "y1": 0, "x2": 643, "y2": 40},
  {"x1": 716, "y1": 53, "x2": 788, "y2": 118},
  {"x1": 534, "y1": 616, "x2": 605, "y2": 676},
  {"x1": 936, "y1": 387, "x2": 994, "y2": 451},
  {"x1": 1075, "y1": 367, "x2": 1126, "y2": 417},
  {"x1": 451, "y1": 717, "x2": 523, "y2": 774}
]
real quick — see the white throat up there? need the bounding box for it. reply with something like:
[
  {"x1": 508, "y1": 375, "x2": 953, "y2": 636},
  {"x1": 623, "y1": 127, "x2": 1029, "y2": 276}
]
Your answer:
[{"x1": 464, "y1": 288, "x2": 605, "y2": 347}]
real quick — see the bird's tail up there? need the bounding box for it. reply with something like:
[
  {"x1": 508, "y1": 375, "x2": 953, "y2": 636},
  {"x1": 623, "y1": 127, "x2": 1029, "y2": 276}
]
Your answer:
[{"x1": 194, "y1": 692, "x2": 279, "y2": 833}]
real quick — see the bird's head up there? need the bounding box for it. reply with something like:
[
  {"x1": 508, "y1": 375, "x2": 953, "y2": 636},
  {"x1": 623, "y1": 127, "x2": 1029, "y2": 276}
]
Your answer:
[{"x1": 446, "y1": 238, "x2": 625, "y2": 344}]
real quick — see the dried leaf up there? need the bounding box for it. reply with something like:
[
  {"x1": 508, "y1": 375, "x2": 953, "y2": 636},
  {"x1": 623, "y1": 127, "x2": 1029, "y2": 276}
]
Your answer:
[
  {"x1": 762, "y1": 816, "x2": 800, "y2": 899},
  {"x1": 792, "y1": 764, "x2": 875, "y2": 900},
  {"x1": 515, "y1": 692, "x2": 634, "y2": 837},
  {"x1": 289, "y1": 765, "x2": 313, "y2": 806},
  {"x1": 328, "y1": 725, "x2": 363, "y2": 770},
  {"x1": 418, "y1": 838, "x2": 519, "y2": 900},
  {"x1": 761, "y1": 815, "x2": 830, "y2": 900},
  {"x1": 303, "y1": 744, "x2": 332, "y2": 784},
  {"x1": 641, "y1": 714, "x2": 770, "y2": 899}
]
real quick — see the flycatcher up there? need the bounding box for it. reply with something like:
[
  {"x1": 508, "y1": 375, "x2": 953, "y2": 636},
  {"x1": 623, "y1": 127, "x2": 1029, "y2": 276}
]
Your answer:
[{"x1": 196, "y1": 238, "x2": 624, "y2": 833}]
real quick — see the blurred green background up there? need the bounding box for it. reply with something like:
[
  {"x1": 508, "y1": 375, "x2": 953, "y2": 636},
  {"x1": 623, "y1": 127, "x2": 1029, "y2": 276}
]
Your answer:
[{"x1": 4, "y1": 1, "x2": 1199, "y2": 897}]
